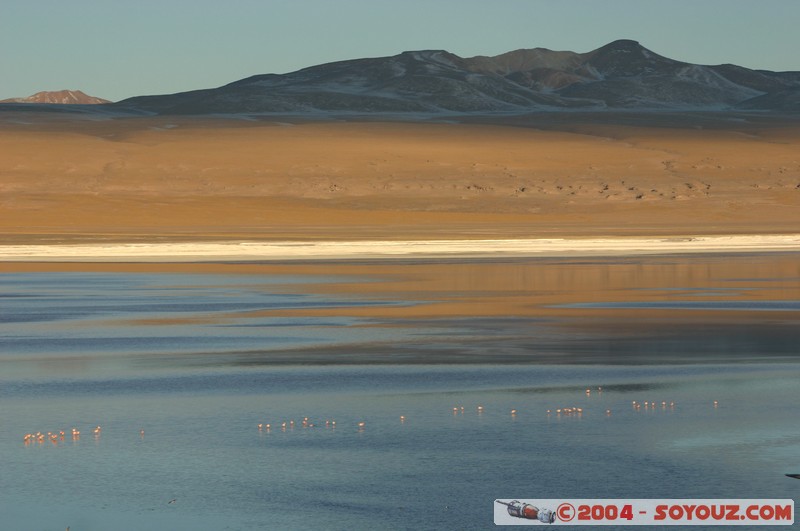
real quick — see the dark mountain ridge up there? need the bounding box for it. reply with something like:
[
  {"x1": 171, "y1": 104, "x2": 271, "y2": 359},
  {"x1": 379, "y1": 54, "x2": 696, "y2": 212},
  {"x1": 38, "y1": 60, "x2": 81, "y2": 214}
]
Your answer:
[{"x1": 103, "y1": 40, "x2": 800, "y2": 114}]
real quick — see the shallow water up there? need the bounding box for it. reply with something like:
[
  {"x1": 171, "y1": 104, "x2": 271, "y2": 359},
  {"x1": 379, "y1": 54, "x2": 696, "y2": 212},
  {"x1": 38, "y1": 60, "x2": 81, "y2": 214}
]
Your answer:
[
  {"x1": 1, "y1": 260, "x2": 798, "y2": 530},
  {"x1": 2, "y1": 364, "x2": 799, "y2": 530}
]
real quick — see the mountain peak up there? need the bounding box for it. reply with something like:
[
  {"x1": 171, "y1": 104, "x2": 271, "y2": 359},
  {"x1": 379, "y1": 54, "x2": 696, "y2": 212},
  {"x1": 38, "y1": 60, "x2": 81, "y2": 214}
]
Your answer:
[
  {"x1": 584, "y1": 39, "x2": 678, "y2": 77},
  {"x1": 396, "y1": 50, "x2": 463, "y2": 68},
  {"x1": 0, "y1": 90, "x2": 110, "y2": 104},
  {"x1": 600, "y1": 39, "x2": 645, "y2": 51},
  {"x1": 465, "y1": 47, "x2": 583, "y2": 76}
]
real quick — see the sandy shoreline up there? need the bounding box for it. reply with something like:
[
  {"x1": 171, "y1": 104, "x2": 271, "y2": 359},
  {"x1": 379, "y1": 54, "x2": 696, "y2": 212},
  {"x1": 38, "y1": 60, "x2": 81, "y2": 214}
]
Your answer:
[{"x1": 1, "y1": 234, "x2": 798, "y2": 262}]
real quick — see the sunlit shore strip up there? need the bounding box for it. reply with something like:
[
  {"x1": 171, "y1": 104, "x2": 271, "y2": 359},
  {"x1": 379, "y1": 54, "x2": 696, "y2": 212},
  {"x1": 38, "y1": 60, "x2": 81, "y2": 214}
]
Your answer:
[{"x1": 1, "y1": 234, "x2": 799, "y2": 262}]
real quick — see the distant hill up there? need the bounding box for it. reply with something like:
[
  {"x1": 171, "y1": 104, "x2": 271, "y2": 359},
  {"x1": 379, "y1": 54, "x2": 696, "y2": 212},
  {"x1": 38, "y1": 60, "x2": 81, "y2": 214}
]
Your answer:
[
  {"x1": 0, "y1": 90, "x2": 111, "y2": 104},
  {"x1": 116, "y1": 40, "x2": 800, "y2": 115}
]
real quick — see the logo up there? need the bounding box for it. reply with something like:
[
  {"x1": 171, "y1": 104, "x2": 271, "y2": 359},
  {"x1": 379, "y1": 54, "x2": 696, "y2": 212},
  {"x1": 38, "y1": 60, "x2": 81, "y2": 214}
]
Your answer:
[
  {"x1": 494, "y1": 499, "x2": 794, "y2": 526},
  {"x1": 496, "y1": 500, "x2": 556, "y2": 524}
]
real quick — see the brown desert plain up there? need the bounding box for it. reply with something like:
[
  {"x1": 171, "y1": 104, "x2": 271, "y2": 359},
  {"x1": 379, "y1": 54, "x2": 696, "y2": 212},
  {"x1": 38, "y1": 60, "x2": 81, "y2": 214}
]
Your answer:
[{"x1": 1, "y1": 111, "x2": 798, "y2": 244}]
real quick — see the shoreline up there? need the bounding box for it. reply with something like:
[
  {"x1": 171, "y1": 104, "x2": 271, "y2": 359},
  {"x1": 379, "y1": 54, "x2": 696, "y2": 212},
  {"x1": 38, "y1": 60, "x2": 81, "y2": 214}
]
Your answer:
[{"x1": 1, "y1": 234, "x2": 798, "y2": 262}]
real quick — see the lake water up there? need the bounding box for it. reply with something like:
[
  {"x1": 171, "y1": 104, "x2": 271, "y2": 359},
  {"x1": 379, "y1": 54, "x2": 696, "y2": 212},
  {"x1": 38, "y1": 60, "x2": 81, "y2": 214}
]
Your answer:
[{"x1": 1, "y1": 257, "x2": 798, "y2": 530}]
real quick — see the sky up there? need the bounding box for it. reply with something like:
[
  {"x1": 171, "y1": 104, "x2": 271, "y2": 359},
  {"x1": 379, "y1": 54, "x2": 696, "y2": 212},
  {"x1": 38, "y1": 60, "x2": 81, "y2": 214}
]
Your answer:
[{"x1": 2, "y1": 0, "x2": 799, "y2": 102}]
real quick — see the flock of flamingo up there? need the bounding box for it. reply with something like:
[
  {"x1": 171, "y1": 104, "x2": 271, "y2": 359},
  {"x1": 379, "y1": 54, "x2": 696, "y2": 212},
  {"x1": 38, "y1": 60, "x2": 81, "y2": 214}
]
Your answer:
[
  {"x1": 249, "y1": 388, "x2": 716, "y2": 436},
  {"x1": 21, "y1": 389, "x2": 719, "y2": 445},
  {"x1": 23, "y1": 426, "x2": 102, "y2": 446}
]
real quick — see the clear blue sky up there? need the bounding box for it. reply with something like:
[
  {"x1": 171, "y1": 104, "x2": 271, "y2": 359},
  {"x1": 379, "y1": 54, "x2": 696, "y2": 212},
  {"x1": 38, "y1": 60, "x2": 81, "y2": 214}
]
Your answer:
[{"x1": 2, "y1": 0, "x2": 799, "y2": 102}]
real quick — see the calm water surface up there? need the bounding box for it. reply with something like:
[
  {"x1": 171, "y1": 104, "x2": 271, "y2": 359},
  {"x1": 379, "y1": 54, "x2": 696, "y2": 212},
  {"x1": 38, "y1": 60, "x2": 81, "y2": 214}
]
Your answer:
[{"x1": 1, "y1": 262, "x2": 798, "y2": 530}]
